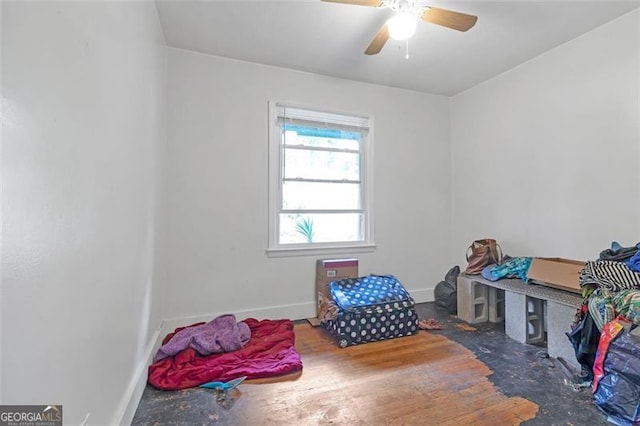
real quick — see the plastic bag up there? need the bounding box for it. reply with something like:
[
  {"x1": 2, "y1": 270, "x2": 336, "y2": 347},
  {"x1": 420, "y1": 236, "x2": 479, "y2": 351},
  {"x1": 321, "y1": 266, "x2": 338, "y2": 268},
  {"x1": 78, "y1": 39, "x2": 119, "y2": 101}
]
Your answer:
[
  {"x1": 592, "y1": 318, "x2": 640, "y2": 425},
  {"x1": 435, "y1": 266, "x2": 460, "y2": 314}
]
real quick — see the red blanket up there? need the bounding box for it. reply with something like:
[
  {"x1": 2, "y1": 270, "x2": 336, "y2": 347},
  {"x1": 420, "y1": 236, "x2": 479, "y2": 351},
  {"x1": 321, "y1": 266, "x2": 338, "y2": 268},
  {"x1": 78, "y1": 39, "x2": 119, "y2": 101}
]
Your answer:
[{"x1": 148, "y1": 318, "x2": 303, "y2": 390}]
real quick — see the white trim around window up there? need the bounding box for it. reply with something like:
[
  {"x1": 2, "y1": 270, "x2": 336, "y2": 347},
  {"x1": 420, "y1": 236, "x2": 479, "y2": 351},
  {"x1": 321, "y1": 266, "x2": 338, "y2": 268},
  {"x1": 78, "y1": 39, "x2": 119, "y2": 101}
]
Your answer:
[{"x1": 267, "y1": 101, "x2": 375, "y2": 257}]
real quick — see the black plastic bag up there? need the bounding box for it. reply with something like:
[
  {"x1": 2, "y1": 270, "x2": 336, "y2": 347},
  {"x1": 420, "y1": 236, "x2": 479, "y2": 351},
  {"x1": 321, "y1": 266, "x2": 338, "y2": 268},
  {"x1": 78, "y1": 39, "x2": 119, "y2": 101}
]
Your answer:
[
  {"x1": 445, "y1": 265, "x2": 460, "y2": 286},
  {"x1": 435, "y1": 266, "x2": 460, "y2": 314}
]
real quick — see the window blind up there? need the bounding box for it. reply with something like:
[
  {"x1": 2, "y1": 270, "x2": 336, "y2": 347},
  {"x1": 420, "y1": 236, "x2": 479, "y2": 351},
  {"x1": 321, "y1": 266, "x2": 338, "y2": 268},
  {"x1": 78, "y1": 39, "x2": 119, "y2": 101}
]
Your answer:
[{"x1": 276, "y1": 103, "x2": 369, "y2": 134}]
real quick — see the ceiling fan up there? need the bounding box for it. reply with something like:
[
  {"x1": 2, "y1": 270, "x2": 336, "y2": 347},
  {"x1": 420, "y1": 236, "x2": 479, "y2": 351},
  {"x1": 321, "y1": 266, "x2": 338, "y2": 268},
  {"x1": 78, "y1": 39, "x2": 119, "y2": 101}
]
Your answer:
[{"x1": 321, "y1": 0, "x2": 478, "y2": 55}]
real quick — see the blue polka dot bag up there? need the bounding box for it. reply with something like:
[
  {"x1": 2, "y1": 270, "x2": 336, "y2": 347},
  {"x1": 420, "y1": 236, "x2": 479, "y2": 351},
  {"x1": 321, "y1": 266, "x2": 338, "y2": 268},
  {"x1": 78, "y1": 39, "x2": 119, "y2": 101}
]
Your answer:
[{"x1": 323, "y1": 274, "x2": 419, "y2": 348}]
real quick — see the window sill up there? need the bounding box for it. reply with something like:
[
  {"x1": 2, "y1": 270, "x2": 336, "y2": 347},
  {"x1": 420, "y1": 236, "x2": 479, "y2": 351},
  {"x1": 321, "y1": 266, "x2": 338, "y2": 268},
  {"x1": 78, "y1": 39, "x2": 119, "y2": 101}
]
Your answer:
[{"x1": 266, "y1": 244, "x2": 376, "y2": 258}]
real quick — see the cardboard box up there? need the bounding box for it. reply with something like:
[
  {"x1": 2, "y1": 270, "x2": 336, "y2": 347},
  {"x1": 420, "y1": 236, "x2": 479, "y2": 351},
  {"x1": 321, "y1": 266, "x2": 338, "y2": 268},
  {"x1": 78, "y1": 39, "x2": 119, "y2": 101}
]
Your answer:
[
  {"x1": 527, "y1": 257, "x2": 585, "y2": 294},
  {"x1": 310, "y1": 258, "x2": 358, "y2": 326}
]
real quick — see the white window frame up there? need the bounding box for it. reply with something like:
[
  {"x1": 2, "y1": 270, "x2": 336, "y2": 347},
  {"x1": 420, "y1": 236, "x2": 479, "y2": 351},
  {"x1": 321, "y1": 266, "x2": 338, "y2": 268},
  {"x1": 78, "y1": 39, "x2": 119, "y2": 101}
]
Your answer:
[{"x1": 267, "y1": 101, "x2": 375, "y2": 257}]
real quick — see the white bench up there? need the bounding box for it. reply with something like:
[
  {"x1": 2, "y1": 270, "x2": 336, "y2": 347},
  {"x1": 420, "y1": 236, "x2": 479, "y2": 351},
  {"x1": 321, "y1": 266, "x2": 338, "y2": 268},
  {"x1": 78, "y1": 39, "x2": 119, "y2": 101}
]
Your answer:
[{"x1": 457, "y1": 273, "x2": 583, "y2": 370}]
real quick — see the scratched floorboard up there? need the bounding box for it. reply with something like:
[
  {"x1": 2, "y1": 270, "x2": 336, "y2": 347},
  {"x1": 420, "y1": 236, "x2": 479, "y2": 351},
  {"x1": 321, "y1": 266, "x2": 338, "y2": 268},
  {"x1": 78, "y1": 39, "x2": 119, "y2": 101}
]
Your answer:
[{"x1": 132, "y1": 302, "x2": 607, "y2": 425}]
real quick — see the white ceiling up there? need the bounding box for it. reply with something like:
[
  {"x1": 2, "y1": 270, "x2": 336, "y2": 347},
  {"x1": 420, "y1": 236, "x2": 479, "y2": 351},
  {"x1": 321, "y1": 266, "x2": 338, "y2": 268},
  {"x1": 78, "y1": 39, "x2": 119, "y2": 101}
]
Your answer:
[{"x1": 155, "y1": 0, "x2": 640, "y2": 96}]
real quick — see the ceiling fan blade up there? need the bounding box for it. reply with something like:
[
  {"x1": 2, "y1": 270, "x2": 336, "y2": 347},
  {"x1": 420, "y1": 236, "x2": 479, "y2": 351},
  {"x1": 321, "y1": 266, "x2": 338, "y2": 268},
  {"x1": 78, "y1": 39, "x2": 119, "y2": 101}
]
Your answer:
[
  {"x1": 321, "y1": 0, "x2": 382, "y2": 6},
  {"x1": 421, "y1": 7, "x2": 478, "y2": 32},
  {"x1": 364, "y1": 24, "x2": 389, "y2": 55}
]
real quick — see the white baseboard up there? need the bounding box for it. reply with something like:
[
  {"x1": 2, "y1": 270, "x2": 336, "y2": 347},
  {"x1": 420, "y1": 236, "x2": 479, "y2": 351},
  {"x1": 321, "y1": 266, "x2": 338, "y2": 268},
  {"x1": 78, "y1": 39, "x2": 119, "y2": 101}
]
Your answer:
[
  {"x1": 409, "y1": 287, "x2": 435, "y2": 304},
  {"x1": 112, "y1": 321, "x2": 163, "y2": 426},
  {"x1": 161, "y1": 301, "x2": 317, "y2": 332}
]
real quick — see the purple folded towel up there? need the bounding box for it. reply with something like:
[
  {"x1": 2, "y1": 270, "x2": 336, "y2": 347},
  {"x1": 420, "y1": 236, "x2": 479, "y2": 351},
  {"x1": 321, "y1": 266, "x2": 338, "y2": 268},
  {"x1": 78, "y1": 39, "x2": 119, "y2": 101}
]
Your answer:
[{"x1": 154, "y1": 314, "x2": 251, "y2": 362}]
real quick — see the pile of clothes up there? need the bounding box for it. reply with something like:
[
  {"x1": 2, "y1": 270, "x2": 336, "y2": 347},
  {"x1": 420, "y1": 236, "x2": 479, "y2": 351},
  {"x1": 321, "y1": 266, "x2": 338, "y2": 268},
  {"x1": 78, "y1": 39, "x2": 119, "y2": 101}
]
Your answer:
[{"x1": 568, "y1": 241, "x2": 640, "y2": 426}]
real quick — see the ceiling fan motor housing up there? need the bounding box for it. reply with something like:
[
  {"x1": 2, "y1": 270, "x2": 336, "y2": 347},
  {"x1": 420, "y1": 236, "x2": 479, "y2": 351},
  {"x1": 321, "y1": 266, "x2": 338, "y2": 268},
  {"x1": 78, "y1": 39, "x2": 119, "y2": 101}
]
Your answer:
[{"x1": 383, "y1": 0, "x2": 430, "y2": 16}]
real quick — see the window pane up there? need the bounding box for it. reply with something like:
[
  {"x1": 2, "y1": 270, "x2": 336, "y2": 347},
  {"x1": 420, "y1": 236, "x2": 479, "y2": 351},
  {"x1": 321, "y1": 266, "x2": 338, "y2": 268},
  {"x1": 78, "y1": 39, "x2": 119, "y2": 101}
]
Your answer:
[
  {"x1": 283, "y1": 126, "x2": 360, "y2": 151},
  {"x1": 283, "y1": 181, "x2": 361, "y2": 210},
  {"x1": 284, "y1": 149, "x2": 360, "y2": 181},
  {"x1": 279, "y1": 213, "x2": 363, "y2": 244}
]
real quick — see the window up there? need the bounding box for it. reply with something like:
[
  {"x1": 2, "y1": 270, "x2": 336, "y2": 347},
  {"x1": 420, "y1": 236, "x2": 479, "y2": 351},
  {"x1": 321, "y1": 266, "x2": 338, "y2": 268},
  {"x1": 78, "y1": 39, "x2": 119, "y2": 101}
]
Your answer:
[{"x1": 268, "y1": 102, "x2": 374, "y2": 254}]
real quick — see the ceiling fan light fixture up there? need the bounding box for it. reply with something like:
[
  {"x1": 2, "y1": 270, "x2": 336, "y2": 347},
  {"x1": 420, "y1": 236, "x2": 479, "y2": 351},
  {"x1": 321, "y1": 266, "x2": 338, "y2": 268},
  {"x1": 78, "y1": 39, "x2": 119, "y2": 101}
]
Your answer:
[{"x1": 387, "y1": 11, "x2": 417, "y2": 40}]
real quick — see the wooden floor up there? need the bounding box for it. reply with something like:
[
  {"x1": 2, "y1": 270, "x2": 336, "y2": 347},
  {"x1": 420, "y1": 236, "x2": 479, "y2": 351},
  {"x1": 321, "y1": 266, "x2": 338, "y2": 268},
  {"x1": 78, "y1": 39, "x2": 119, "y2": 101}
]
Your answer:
[
  {"x1": 174, "y1": 323, "x2": 539, "y2": 425},
  {"x1": 134, "y1": 301, "x2": 610, "y2": 425}
]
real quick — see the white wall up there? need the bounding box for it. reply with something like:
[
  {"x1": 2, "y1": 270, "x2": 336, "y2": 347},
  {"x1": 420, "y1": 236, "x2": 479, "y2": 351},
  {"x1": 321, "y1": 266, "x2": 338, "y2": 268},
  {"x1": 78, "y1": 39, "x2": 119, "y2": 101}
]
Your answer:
[
  {"x1": 451, "y1": 10, "x2": 640, "y2": 265},
  {"x1": 163, "y1": 48, "x2": 452, "y2": 322},
  {"x1": 1, "y1": 1, "x2": 165, "y2": 424},
  {"x1": 0, "y1": 0, "x2": 4, "y2": 405}
]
